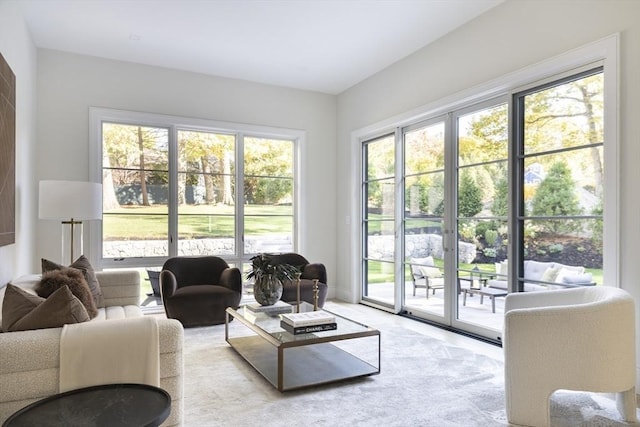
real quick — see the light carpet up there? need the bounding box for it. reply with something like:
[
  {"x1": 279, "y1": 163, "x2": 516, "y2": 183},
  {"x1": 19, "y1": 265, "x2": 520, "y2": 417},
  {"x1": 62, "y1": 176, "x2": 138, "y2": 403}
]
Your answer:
[{"x1": 181, "y1": 304, "x2": 638, "y2": 427}]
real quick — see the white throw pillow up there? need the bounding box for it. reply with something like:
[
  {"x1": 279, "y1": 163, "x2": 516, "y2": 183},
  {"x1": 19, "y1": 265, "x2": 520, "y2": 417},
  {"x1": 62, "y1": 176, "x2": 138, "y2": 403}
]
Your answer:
[
  {"x1": 420, "y1": 266, "x2": 442, "y2": 278},
  {"x1": 554, "y1": 268, "x2": 575, "y2": 284}
]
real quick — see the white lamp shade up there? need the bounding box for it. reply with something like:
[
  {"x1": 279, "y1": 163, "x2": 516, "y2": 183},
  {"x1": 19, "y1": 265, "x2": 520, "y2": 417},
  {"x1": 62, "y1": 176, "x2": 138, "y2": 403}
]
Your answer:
[{"x1": 39, "y1": 180, "x2": 102, "y2": 220}]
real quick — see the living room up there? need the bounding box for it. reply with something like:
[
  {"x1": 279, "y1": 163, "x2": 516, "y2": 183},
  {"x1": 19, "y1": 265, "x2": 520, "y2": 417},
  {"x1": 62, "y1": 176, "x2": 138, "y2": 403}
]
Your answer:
[{"x1": 1, "y1": 0, "x2": 639, "y2": 425}]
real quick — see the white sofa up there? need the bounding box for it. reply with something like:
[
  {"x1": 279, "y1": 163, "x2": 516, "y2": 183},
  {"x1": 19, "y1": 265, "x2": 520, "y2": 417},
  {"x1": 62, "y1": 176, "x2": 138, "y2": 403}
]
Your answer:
[
  {"x1": 0, "y1": 270, "x2": 184, "y2": 426},
  {"x1": 503, "y1": 286, "x2": 637, "y2": 426},
  {"x1": 487, "y1": 259, "x2": 594, "y2": 292}
]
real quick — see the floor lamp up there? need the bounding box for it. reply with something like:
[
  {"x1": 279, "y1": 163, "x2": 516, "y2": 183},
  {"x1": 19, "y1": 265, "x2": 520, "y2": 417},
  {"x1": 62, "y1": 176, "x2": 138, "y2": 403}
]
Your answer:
[{"x1": 39, "y1": 180, "x2": 102, "y2": 265}]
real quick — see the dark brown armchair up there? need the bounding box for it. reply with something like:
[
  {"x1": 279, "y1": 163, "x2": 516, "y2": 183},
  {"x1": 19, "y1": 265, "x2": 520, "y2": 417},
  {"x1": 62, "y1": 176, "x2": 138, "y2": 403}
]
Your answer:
[
  {"x1": 160, "y1": 256, "x2": 242, "y2": 327},
  {"x1": 267, "y1": 253, "x2": 328, "y2": 308}
]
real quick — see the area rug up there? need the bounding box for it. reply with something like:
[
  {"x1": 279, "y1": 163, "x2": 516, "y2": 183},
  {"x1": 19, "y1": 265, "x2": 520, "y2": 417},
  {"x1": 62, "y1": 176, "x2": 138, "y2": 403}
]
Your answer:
[{"x1": 182, "y1": 312, "x2": 638, "y2": 426}]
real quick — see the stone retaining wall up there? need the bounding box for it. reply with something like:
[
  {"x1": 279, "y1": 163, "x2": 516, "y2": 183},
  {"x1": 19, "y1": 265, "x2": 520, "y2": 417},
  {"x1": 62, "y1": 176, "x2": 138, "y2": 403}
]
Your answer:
[{"x1": 105, "y1": 233, "x2": 476, "y2": 263}]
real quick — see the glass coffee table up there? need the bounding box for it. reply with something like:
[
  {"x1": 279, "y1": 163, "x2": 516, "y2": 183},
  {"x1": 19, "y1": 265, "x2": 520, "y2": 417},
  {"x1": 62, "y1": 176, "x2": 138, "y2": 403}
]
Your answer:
[{"x1": 225, "y1": 304, "x2": 380, "y2": 391}]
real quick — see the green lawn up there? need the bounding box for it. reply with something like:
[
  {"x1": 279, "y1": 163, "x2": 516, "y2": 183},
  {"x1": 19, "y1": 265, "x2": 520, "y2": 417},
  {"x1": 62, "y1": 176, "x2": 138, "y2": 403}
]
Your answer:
[{"x1": 103, "y1": 204, "x2": 292, "y2": 239}]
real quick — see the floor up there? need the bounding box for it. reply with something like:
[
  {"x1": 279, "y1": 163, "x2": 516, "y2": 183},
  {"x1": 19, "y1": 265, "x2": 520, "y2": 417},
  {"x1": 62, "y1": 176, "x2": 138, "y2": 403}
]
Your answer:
[
  {"x1": 364, "y1": 281, "x2": 506, "y2": 331},
  {"x1": 144, "y1": 292, "x2": 505, "y2": 362}
]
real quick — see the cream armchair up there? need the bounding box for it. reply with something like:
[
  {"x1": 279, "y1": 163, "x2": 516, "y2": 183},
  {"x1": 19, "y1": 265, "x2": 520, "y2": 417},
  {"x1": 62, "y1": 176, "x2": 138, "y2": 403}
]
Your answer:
[{"x1": 503, "y1": 286, "x2": 637, "y2": 426}]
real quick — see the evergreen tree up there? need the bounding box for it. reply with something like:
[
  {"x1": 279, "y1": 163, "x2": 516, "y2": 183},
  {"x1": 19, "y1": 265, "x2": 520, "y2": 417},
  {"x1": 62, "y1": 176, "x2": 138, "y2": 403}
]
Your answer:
[
  {"x1": 458, "y1": 172, "x2": 483, "y2": 218},
  {"x1": 531, "y1": 161, "x2": 583, "y2": 234},
  {"x1": 491, "y1": 176, "x2": 508, "y2": 217}
]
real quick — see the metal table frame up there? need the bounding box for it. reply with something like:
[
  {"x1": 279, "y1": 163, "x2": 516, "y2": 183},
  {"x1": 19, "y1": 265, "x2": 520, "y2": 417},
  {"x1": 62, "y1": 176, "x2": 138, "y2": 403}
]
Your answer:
[{"x1": 225, "y1": 306, "x2": 380, "y2": 391}]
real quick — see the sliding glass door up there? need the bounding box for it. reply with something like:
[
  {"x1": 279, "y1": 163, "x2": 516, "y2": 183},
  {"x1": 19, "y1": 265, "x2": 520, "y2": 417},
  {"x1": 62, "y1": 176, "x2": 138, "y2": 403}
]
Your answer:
[{"x1": 360, "y1": 66, "x2": 608, "y2": 342}]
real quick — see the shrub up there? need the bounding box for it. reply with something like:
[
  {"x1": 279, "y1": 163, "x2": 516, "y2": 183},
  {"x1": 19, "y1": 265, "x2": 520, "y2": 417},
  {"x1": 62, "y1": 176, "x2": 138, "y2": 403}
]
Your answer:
[
  {"x1": 483, "y1": 248, "x2": 497, "y2": 258},
  {"x1": 548, "y1": 243, "x2": 563, "y2": 254},
  {"x1": 484, "y1": 229, "x2": 498, "y2": 247}
]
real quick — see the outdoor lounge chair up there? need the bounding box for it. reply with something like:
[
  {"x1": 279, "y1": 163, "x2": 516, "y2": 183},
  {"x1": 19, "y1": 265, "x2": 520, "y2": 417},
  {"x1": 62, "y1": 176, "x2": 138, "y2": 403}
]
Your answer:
[{"x1": 409, "y1": 256, "x2": 444, "y2": 299}]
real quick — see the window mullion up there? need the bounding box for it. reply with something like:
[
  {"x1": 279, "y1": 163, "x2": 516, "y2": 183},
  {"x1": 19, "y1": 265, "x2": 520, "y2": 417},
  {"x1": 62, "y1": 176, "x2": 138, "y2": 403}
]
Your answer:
[{"x1": 168, "y1": 125, "x2": 178, "y2": 257}]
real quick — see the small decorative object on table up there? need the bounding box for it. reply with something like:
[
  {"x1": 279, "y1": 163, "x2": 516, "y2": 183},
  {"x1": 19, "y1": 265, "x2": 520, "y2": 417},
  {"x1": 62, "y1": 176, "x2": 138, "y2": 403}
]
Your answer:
[
  {"x1": 295, "y1": 271, "x2": 302, "y2": 313},
  {"x1": 312, "y1": 279, "x2": 319, "y2": 311},
  {"x1": 246, "y1": 253, "x2": 298, "y2": 306}
]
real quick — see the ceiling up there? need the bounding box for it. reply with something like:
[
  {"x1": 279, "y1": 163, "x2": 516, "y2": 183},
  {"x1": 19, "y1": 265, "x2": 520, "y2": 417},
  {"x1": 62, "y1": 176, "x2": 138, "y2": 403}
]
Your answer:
[{"x1": 19, "y1": 0, "x2": 504, "y2": 95}]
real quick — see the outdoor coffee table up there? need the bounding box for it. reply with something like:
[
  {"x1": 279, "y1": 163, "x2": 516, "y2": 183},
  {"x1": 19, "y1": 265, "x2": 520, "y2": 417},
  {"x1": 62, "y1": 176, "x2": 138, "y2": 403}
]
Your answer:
[
  {"x1": 225, "y1": 305, "x2": 380, "y2": 391},
  {"x1": 461, "y1": 285, "x2": 508, "y2": 313}
]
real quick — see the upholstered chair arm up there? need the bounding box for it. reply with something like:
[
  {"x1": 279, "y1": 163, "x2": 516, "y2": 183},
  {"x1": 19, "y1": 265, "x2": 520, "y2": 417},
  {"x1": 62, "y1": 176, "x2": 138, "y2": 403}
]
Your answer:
[
  {"x1": 504, "y1": 287, "x2": 590, "y2": 313},
  {"x1": 220, "y1": 267, "x2": 242, "y2": 293},
  {"x1": 302, "y1": 263, "x2": 327, "y2": 284},
  {"x1": 160, "y1": 270, "x2": 178, "y2": 298}
]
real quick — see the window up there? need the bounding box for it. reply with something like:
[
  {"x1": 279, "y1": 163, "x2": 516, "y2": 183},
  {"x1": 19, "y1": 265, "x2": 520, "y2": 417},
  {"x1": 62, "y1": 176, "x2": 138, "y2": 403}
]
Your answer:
[
  {"x1": 514, "y1": 69, "x2": 604, "y2": 290},
  {"x1": 90, "y1": 109, "x2": 301, "y2": 270}
]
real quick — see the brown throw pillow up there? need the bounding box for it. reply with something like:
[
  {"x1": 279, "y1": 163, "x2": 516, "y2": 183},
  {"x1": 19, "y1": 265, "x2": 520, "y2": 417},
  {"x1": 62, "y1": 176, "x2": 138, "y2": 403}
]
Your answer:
[
  {"x1": 37, "y1": 268, "x2": 98, "y2": 319},
  {"x1": 42, "y1": 255, "x2": 104, "y2": 308},
  {"x1": 2, "y1": 284, "x2": 89, "y2": 332}
]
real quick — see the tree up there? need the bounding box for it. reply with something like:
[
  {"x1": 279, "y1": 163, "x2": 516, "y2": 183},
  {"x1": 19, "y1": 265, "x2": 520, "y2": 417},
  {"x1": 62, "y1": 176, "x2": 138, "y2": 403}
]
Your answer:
[
  {"x1": 103, "y1": 124, "x2": 167, "y2": 206},
  {"x1": 178, "y1": 131, "x2": 235, "y2": 206},
  {"x1": 243, "y1": 138, "x2": 294, "y2": 205},
  {"x1": 531, "y1": 161, "x2": 583, "y2": 234},
  {"x1": 458, "y1": 172, "x2": 483, "y2": 218},
  {"x1": 491, "y1": 175, "x2": 508, "y2": 217}
]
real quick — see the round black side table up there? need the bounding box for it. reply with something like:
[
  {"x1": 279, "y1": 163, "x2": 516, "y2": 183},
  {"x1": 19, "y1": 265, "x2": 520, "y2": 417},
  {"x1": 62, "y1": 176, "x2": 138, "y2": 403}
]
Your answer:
[{"x1": 3, "y1": 383, "x2": 171, "y2": 427}]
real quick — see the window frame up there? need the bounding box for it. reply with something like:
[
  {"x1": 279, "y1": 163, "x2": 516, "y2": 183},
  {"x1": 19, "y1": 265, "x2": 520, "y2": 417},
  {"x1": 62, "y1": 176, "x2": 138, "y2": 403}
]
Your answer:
[{"x1": 88, "y1": 107, "x2": 304, "y2": 270}]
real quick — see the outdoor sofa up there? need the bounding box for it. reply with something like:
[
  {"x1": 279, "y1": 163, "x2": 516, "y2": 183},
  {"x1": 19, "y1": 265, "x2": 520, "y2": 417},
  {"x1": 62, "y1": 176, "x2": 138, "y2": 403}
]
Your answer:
[{"x1": 487, "y1": 259, "x2": 595, "y2": 292}]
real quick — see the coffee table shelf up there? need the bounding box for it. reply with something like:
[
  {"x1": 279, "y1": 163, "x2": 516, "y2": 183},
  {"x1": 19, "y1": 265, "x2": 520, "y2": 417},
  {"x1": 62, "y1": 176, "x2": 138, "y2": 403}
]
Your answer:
[{"x1": 225, "y1": 306, "x2": 380, "y2": 391}]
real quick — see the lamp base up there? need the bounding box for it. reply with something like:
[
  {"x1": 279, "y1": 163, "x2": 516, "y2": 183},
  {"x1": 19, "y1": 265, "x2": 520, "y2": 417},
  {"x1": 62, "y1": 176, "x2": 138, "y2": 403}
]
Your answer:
[{"x1": 61, "y1": 220, "x2": 83, "y2": 265}]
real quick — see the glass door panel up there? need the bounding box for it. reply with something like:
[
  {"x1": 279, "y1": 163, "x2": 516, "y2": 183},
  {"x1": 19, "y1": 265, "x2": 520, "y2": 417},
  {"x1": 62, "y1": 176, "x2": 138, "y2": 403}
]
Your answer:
[
  {"x1": 403, "y1": 121, "x2": 445, "y2": 318},
  {"x1": 455, "y1": 103, "x2": 508, "y2": 333},
  {"x1": 362, "y1": 134, "x2": 395, "y2": 307}
]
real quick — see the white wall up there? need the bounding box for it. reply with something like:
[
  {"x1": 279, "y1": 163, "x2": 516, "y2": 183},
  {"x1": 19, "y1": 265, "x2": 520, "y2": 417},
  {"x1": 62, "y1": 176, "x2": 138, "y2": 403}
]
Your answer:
[
  {"x1": 336, "y1": 0, "x2": 640, "y2": 388},
  {"x1": 34, "y1": 50, "x2": 338, "y2": 295},
  {"x1": 0, "y1": 1, "x2": 38, "y2": 284}
]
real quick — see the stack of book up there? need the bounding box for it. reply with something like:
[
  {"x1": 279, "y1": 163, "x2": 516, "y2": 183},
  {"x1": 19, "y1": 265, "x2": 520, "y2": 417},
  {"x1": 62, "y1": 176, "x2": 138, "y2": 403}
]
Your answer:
[
  {"x1": 244, "y1": 301, "x2": 293, "y2": 324},
  {"x1": 280, "y1": 311, "x2": 337, "y2": 335},
  {"x1": 246, "y1": 300, "x2": 293, "y2": 315}
]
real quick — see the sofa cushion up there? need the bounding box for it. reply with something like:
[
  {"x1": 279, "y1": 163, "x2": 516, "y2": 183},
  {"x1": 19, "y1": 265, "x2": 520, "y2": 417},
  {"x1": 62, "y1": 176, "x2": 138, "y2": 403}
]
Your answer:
[
  {"x1": 37, "y1": 268, "x2": 98, "y2": 319},
  {"x1": 561, "y1": 273, "x2": 594, "y2": 285},
  {"x1": 495, "y1": 260, "x2": 508, "y2": 276},
  {"x1": 42, "y1": 256, "x2": 104, "y2": 308},
  {"x1": 2, "y1": 284, "x2": 89, "y2": 332}
]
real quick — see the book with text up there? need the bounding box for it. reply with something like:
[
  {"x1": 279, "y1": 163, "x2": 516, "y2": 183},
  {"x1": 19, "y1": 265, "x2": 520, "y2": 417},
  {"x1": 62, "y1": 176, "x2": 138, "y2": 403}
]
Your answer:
[
  {"x1": 280, "y1": 320, "x2": 337, "y2": 335},
  {"x1": 280, "y1": 310, "x2": 336, "y2": 327}
]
